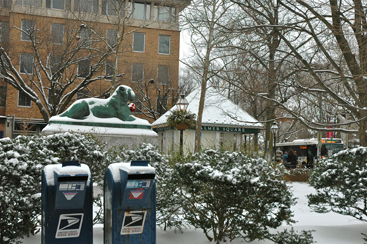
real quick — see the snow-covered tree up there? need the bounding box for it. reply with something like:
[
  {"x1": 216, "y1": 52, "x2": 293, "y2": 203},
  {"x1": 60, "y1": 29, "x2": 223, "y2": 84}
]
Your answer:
[
  {"x1": 308, "y1": 147, "x2": 367, "y2": 241},
  {"x1": 0, "y1": 21, "x2": 116, "y2": 123},
  {"x1": 172, "y1": 149, "x2": 314, "y2": 243}
]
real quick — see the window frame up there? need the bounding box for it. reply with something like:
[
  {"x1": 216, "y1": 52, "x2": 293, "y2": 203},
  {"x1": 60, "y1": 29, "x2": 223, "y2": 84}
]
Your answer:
[
  {"x1": 46, "y1": 0, "x2": 65, "y2": 9},
  {"x1": 19, "y1": 53, "x2": 34, "y2": 74},
  {"x1": 131, "y1": 63, "x2": 144, "y2": 83},
  {"x1": 157, "y1": 64, "x2": 169, "y2": 85},
  {"x1": 77, "y1": 58, "x2": 91, "y2": 78},
  {"x1": 16, "y1": 0, "x2": 41, "y2": 7},
  {"x1": 18, "y1": 90, "x2": 32, "y2": 107},
  {"x1": 74, "y1": 0, "x2": 98, "y2": 14},
  {"x1": 154, "y1": 5, "x2": 176, "y2": 22},
  {"x1": 133, "y1": 1, "x2": 150, "y2": 20},
  {"x1": 106, "y1": 29, "x2": 117, "y2": 49},
  {"x1": 48, "y1": 55, "x2": 62, "y2": 74},
  {"x1": 158, "y1": 35, "x2": 170, "y2": 55},
  {"x1": 0, "y1": 86, "x2": 6, "y2": 107},
  {"x1": 105, "y1": 60, "x2": 114, "y2": 80},
  {"x1": 79, "y1": 27, "x2": 92, "y2": 48},
  {"x1": 132, "y1": 32, "x2": 145, "y2": 52},
  {"x1": 0, "y1": 22, "x2": 10, "y2": 43},
  {"x1": 51, "y1": 23, "x2": 64, "y2": 45},
  {"x1": 21, "y1": 19, "x2": 35, "y2": 41}
]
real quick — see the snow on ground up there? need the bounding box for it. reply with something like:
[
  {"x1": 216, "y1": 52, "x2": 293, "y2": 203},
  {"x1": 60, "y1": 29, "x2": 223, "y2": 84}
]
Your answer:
[{"x1": 22, "y1": 182, "x2": 367, "y2": 244}]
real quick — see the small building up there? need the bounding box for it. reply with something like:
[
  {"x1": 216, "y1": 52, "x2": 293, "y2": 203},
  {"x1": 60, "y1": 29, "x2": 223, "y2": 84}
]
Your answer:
[{"x1": 152, "y1": 88, "x2": 263, "y2": 154}]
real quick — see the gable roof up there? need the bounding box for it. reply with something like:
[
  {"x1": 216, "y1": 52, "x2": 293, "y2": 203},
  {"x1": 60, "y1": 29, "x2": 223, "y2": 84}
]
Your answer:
[{"x1": 152, "y1": 87, "x2": 263, "y2": 129}]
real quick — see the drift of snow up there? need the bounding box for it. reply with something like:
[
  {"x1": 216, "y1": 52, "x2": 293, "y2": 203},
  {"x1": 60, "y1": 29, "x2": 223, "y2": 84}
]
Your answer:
[{"x1": 21, "y1": 182, "x2": 367, "y2": 244}]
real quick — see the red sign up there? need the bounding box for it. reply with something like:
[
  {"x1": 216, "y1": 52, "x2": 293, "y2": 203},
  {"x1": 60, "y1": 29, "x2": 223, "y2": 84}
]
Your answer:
[
  {"x1": 327, "y1": 127, "x2": 334, "y2": 138},
  {"x1": 129, "y1": 189, "x2": 144, "y2": 199}
]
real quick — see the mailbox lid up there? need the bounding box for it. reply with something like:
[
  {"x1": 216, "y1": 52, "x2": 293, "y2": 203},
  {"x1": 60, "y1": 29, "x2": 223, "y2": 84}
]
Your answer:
[
  {"x1": 55, "y1": 175, "x2": 89, "y2": 209},
  {"x1": 122, "y1": 174, "x2": 155, "y2": 207}
]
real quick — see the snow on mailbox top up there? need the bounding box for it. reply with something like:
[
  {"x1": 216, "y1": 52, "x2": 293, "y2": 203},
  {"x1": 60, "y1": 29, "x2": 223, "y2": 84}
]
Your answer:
[
  {"x1": 108, "y1": 161, "x2": 155, "y2": 183},
  {"x1": 44, "y1": 163, "x2": 91, "y2": 186}
]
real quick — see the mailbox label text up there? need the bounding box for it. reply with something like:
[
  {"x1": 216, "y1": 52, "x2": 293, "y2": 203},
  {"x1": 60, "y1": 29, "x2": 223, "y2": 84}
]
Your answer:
[
  {"x1": 55, "y1": 213, "x2": 84, "y2": 239},
  {"x1": 120, "y1": 211, "x2": 146, "y2": 235}
]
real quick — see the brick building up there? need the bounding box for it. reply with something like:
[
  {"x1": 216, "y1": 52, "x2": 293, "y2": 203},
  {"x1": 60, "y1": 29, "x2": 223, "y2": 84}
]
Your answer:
[{"x1": 0, "y1": 0, "x2": 188, "y2": 138}]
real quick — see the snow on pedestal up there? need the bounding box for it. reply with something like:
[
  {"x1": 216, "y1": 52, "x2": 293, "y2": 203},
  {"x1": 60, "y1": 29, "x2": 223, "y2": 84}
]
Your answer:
[{"x1": 42, "y1": 86, "x2": 158, "y2": 148}]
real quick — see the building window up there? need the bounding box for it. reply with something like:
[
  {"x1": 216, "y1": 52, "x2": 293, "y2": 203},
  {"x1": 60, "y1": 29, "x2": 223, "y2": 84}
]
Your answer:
[
  {"x1": 106, "y1": 29, "x2": 117, "y2": 49},
  {"x1": 105, "y1": 60, "x2": 114, "y2": 80},
  {"x1": 75, "y1": 0, "x2": 98, "y2": 13},
  {"x1": 131, "y1": 63, "x2": 144, "y2": 82},
  {"x1": 78, "y1": 59, "x2": 90, "y2": 78},
  {"x1": 0, "y1": 86, "x2": 6, "y2": 107},
  {"x1": 133, "y1": 2, "x2": 150, "y2": 20},
  {"x1": 154, "y1": 5, "x2": 175, "y2": 22},
  {"x1": 0, "y1": 22, "x2": 9, "y2": 43},
  {"x1": 49, "y1": 55, "x2": 62, "y2": 74},
  {"x1": 51, "y1": 23, "x2": 64, "y2": 44},
  {"x1": 21, "y1": 20, "x2": 35, "y2": 41},
  {"x1": 156, "y1": 95, "x2": 167, "y2": 115},
  {"x1": 102, "y1": 0, "x2": 125, "y2": 16},
  {"x1": 76, "y1": 89, "x2": 90, "y2": 100},
  {"x1": 20, "y1": 53, "x2": 34, "y2": 74},
  {"x1": 1, "y1": 0, "x2": 12, "y2": 8},
  {"x1": 133, "y1": 32, "x2": 145, "y2": 52},
  {"x1": 157, "y1": 65, "x2": 169, "y2": 84},
  {"x1": 79, "y1": 27, "x2": 92, "y2": 48},
  {"x1": 18, "y1": 91, "x2": 31, "y2": 107},
  {"x1": 16, "y1": 0, "x2": 41, "y2": 7},
  {"x1": 48, "y1": 88, "x2": 61, "y2": 103},
  {"x1": 46, "y1": 0, "x2": 64, "y2": 9},
  {"x1": 158, "y1": 35, "x2": 170, "y2": 55}
]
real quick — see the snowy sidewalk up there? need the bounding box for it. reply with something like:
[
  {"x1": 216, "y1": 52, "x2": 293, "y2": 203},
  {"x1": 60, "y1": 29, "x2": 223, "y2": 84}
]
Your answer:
[{"x1": 22, "y1": 183, "x2": 367, "y2": 244}]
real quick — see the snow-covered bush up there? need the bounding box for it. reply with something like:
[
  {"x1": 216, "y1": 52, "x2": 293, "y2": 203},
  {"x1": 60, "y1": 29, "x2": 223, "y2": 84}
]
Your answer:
[
  {"x1": 0, "y1": 132, "x2": 112, "y2": 243},
  {"x1": 308, "y1": 147, "x2": 367, "y2": 233},
  {"x1": 172, "y1": 149, "x2": 314, "y2": 243}
]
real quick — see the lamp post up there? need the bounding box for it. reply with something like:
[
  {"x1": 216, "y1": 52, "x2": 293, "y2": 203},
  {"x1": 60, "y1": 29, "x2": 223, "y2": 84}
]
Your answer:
[
  {"x1": 176, "y1": 94, "x2": 189, "y2": 155},
  {"x1": 271, "y1": 121, "x2": 278, "y2": 162}
]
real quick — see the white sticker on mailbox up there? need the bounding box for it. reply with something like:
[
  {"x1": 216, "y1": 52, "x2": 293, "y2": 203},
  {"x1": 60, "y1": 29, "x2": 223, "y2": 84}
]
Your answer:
[
  {"x1": 55, "y1": 213, "x2": 84, "y2": 239},
  {"x1": 120, "y1": 211, "x2": 146, "y2": 235}
]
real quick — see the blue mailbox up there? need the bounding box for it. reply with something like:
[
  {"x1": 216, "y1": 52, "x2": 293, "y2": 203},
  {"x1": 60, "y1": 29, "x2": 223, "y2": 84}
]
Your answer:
[
  {"x1": 104, "y1": 160, "x2": 156, "y2": 244},
  {"x1": 42, "y1": 161, "x2": 93, "y2": 244}
]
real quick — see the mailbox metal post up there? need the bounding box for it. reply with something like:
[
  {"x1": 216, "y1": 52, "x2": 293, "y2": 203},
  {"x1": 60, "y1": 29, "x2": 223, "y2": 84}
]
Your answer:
[
  {"x1": 104, "y1": 160, "x2": 156, "y2": 244},
  {"x1": 42, "y1": 161, "x2": 93, "y2": 244}
]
